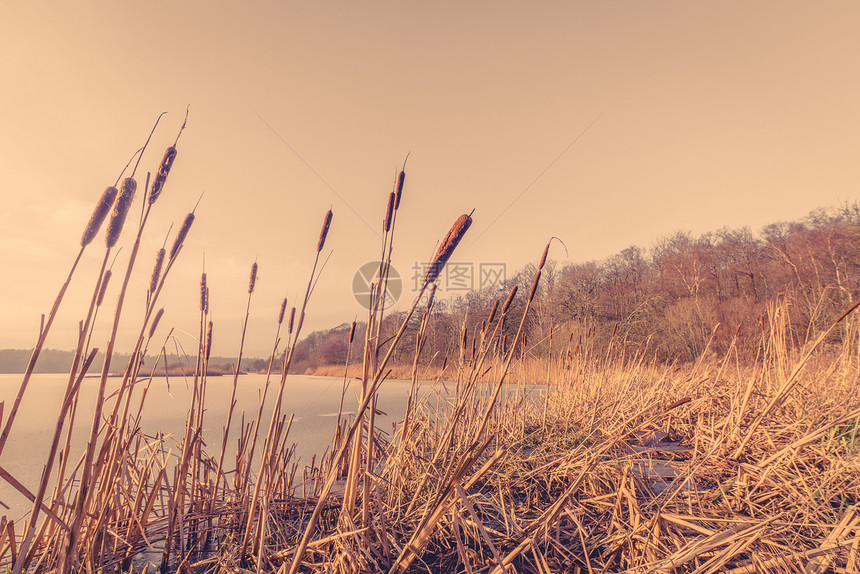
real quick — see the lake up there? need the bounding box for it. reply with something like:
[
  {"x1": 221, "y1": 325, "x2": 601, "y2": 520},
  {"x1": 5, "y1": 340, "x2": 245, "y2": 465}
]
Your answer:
[{"x1": 0, "y1": 372, "x2": 445, "y2": 520}]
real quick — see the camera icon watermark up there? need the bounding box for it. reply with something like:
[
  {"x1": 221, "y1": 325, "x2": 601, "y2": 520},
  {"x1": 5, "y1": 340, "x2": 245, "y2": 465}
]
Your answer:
[
  {"x1": 353, "y1": 261, "x2": 507, "y2": 310},
  {"x1": 352, "y1": 261, "x2": 403, "y2": 310}
]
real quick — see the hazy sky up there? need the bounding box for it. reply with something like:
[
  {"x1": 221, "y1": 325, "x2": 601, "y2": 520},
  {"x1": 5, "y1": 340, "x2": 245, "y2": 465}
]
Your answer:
[{"x1": 2, "y1": 2, "x2": 859, "y2": 358}]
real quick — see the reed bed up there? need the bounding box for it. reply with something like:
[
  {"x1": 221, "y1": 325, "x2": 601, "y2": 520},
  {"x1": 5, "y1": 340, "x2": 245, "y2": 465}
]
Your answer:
[{"x1": 1, "y1": 122, "x2": 859, "y2": 573}]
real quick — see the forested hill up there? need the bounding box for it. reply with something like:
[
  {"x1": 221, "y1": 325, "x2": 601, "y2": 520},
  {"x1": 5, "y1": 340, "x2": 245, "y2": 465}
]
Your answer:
[
  {"x1": 5, "y1": 204, "x2": 860, "y2": 376},
  {"x1": 289, "y1": 203, "x2": 860, "y2": 373}
]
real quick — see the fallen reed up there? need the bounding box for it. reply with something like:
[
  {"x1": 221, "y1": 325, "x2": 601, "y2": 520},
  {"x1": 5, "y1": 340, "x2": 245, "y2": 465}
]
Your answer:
[{"x1": 1, "y1": 129, "x2": 859, "y2": 574}]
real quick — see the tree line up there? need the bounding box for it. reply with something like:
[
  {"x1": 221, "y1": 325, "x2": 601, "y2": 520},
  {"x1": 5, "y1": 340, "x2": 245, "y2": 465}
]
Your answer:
[{"x1": 289, "y1": 203, "x2": 860, "y2": 373}]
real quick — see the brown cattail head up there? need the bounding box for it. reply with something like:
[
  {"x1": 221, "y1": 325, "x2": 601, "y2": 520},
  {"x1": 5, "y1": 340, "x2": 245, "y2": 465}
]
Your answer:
[
  {"x1": 528, "y1": 270, "x2": 542, "y2": 302},
  {"x1": 249, "y1": 262, "x2": 258, "y2": 294},
  {"x1": 502, "y1": 285, "x2": 518, "y2": 314},
  {"x1": 317, "y1": 210, "x2": 333, "y2": 252},
  {"x1": 97, "y1": 270, "x2": 112, "y2": 307},
  {"x1": 395, "y1": 170, "x2": 405, "y2": 210},
  {"x1": 149, "y1": 248, "x2": 166, "y2": 295},
  {"x1": 205, "y1": 321, "x2": 213, "y2": 361},
  {"x1": 278, "y1": 298, "x2": 287, "y2": 324},
  {"x1": 488, "y1": 299, "x2": 499, "y2": 324},
  {"x1": 288, "y1": 307, "x2": 296, "y2": 334},
  {"x1": 170, "y1": 213, "x2": 195, "y2": 260},
  {"x1": 149, "y1": 146, "x2": 177, "y2": 205},
  {"x1": 538, "y1": 242, "x2": 550, "y2": 270},
  {"x1": 349, "y1": 320, "x2": 356, "y2": 343},
  {"x1": 384, "y1": 192, "x2": 395, "y2": 232},
  {"x1": 426, "y1": 213, "x2": 472, "y2": 285},
  {"x1": 81, "y1": 186, "x2": 118, "y2": 247},
  {"x1": 106, "y1": 178, "x2": 136, "y2": 248},
  {"x1": 149, "y1": 308, "x2": 164, "y2": 339},
  {"x1": 200, "y1": 273, "x2": 208, "y2": 312}
]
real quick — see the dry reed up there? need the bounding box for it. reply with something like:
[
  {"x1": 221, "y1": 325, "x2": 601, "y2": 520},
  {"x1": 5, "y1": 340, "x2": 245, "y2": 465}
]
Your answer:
[{"x1": 3, "y1": 138, "x2": 860, "y2": 574}]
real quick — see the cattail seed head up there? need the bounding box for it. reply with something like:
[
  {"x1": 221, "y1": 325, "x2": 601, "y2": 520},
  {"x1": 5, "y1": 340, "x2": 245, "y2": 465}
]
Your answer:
[
  {"x1": 395, "y1": 170, "x2": 405, "y2": 210},
  {"x1": 317, "y1": 210, "x2": 333, "y2": 252},
  {"x1": 426, "y1": 213, "x2": 472, "y2": 285},
  {"x1": 249, "y1": 262, "x2": 258, "y2": 294},
  {"x1": 200, "y1": 273, "x2": 208, "y2": 312},
  {"x1": 349, "y1": 321, "x2": 356, "y2": 343},
  {"x1": 170, "y1": 213, "x2": 195, "y2": 260},
  {"x1": 528, "y1": 270, "x2": 542, "y2": 302},
  {"x1": 106, "y1": 179, "x2": 136, "y2": 248},
  {"x1": 97, "y1": 270, "x2": 112, "y2": 307},
  {"x1": 488, "y1": 300, "x2": 499, "y2": 324},
  {"x1": 149, "y1": 308, "x2": 164, "y2": 339},
  {"x1": 538, "y1": 242, "x2": 550, "y2": 270},
  {"x1": 81, "y1": 186, "x2": 118, "y2": 247},
  {"x1": 502, "y1": 285, "x2": 518, "y2": 314},
  {"x1": 288, "y1": 307, "x2": 296, "y2": 334},
  {"x1": 149, "y1": 248, "x2": 165, "y2": 295},
  {"x1": 205, "y1": 321, "x2": 213, "y2": 361},
  {"x1": 384, "y1": 192, "x2": 395, "y2": 232},
  {"x1": 149, "y1": 146, "x2": 177, "y2": 205},
  {"x1": 278, "y1": 298, "x2": 287, "y2": 324}
]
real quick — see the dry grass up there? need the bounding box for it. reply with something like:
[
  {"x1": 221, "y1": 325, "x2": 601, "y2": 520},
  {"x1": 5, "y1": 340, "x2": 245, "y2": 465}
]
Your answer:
[{"x1": 0, "y1": 121, "x2": 859, "y2": 573}]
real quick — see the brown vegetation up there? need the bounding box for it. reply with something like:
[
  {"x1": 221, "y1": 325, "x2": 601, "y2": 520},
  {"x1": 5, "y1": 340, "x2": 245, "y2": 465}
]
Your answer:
[{"x1": 0, "y1": 119, "x2": 858, "y2": 573}]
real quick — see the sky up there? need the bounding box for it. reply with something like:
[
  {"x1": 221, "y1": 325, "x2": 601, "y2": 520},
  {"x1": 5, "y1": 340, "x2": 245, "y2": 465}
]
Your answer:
[{"x1": 1, "y1": 2, "x2": 859, "y2": 358}]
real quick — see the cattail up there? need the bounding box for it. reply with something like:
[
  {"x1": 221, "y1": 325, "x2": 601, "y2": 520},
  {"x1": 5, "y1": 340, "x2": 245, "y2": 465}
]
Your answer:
[
  {"x1": 384, "y1": 192, "x2": 395, "y2": 232},
  {"x1": 170, "y1": 213, "x2": 195, "y2": 260},
  {"x1": 149, "y1": 146, "x2": 177, "y2": 205},
  {"x1": 348, "y1": 321, "x2": 356, "y2": 343},
  {"x1": 149, "y1": 248, "x2": 166, "y2": 295},
  {"x1": 502, "y1": 285, "x2": 518, "y2": 314},
  {"x1": 528, "y1": 270, "x2": 542, "y2": 302},
  {"x1": 538, "y1": 242, "x2": 550, "y2": 270},
  {"x1": 427, "y1": 284, "x2": 437, "y2": 309},
  {"x1": 96, "y1": 270, "x2": 112, "y2": 307},
  {"x1": 488, "y1": 300, "x2": 499, "y2": 324},
  {"x1": 462, "y1": 327, "x2": 468, "y2": 352},
  {"x1": 149, "y1": 308, "x2": 164, "y2": 339},
  {"x1": 317, "y1": 210, "x2": 332, "y2": 252},
  {"x1": 205, "y1": 321, "x2": 213, "y2": 361},
  {"x1": 278, "y1": 298, "x2": 287, "y2": 324},
  {"x1": 200, "y1": 273, "x2": 208, "y2": 312},
  {"x1": 395, "y1": 170, "x2": 405, "y2": 210},
  {"x1": 249, "y1": 262, "x2": 258, "y2": 294},
  {"x1": 81, "y1": 186, "x2": 118, "y2": 247},
  {"x1": 425, "y1": 213, "x2": 472, "y2": 285},
  {"x1": 288, "y1": 307, "x2": 296, "y2": 334},
  {"x1": 106, "y1": 178, "x2": 136, "y2": 248}
]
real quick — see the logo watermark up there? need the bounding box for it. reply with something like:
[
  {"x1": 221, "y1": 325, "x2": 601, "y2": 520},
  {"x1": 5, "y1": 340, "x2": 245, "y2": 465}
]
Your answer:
[{"x1": 353, "y1": 261, "x2": 507, "y2": 310}]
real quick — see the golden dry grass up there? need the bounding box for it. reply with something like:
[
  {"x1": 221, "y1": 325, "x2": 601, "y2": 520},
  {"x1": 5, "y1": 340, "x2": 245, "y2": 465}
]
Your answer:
[{"x1": 1, "y1": 122, "x2": 859, "y2": 573}]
